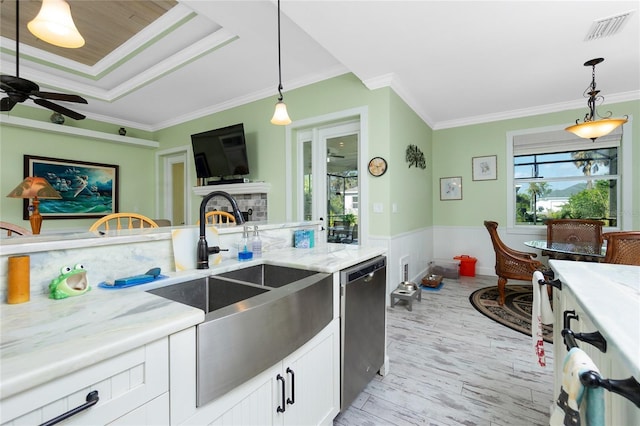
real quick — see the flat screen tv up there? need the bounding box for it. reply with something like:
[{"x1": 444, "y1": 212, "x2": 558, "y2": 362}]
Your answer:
[{"x1": 191, "y1": 123, "x2": 250, "y2": 180}]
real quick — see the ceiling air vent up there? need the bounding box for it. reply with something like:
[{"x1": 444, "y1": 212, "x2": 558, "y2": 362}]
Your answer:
[{"x1": 585, "y1": 11, "x2": 634, "y2": 41}]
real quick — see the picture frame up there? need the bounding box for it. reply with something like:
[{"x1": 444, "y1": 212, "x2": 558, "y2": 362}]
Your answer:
[
  {"x1": 23, "y1": 155, "x2": 119, "y2": 219},
  {"x1": 472, "y1": 155, "x2": 497, "y2": 181},
  {"x1": 440, "y1": 176, "x2": 462, "y2": 201}
]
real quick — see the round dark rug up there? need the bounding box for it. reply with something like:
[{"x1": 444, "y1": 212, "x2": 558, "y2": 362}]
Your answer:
[{"x1": 469, "y1": 285, "x2": 553, "y2": 343}]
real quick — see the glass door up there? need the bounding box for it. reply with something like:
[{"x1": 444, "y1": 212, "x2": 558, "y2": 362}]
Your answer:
[{"x1": 298, "y1": 121, "x2": 359, "y2": 244}]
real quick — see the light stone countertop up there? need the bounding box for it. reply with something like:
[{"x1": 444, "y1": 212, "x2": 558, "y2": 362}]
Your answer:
[
  {"x1": 0, "y1": 243, "x2": 385, "y2": 399},
  {"x1": 549, "y1": 260, "x2": 640, "y2": 377}
]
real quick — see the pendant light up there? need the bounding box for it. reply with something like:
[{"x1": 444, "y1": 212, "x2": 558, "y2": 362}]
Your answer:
[
  {"x1": 28, "y1": 0, "x2": 85, "y2": 48},
  {"x1": 565, "y1": 58, "x2": 627, "y2": 141},
  {"x1": 270, "y1": 0, "x2": 291, "y2": 125}
]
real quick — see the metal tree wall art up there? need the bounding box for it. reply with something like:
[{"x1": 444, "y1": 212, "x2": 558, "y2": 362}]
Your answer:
[{"x1": 406, "y1": 144, "x2": 426, "y2": 169}]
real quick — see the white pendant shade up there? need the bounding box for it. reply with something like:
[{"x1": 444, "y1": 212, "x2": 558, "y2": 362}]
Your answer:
[
  {"x1": 271, "y1": 101, "x2": 292, "y2": 125},
  {"x1": 28, "y1": 0, "x2": 85, "y2": 48},
  {"x1": 565, "y1": 118, "x2": 627, "y2": 141}
]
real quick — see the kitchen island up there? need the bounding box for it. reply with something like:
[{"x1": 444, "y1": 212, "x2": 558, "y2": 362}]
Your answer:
[
  {"x1": 550, "y1": 260, "x2": 640, "y2": 425},
  {"x1": 1, "y1": 225, "x2": 386, "y2": 425}
]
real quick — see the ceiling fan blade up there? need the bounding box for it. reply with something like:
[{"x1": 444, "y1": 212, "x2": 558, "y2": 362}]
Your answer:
[
  {"x1": 33, "y1": 98, "x2": 86, "y2": 120},
  {"x1": 1, "y1": 75, "x2": 40, "y2": 93},
  {"x1": 35, "y1": 91, "x2": 88, "y2": 104},
  {"x1": 1, "y1": 97, "x2": 18, "y2": 111}
]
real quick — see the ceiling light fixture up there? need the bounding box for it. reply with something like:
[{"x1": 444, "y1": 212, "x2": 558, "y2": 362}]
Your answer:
[
  {"x1": 565, "y1": 58, "x2": 627, "y2": 141},
  {"x1": 28, "y1": 0, "x2": 85, "y2": 48},
  {"x1": 270, "y1": 0, "x2": 291, "y2": 125}
]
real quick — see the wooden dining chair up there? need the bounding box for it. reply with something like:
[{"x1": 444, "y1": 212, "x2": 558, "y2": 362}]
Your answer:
[
  {"x1": 0, "y1": 221, "x2": 32, "y2": 237},
  {"x1": 203, "y1": 211, "x2": 237, "y2": 225},
  {"x1": 484, "y1": 220, "x2": 545, "y2": 305},
  {"x1": 89, "y1": 213, "x2": 159, "y2": 231},
  {"x1": 602, "y1": 231, "x2": 640, "y2": 266},
  {"x1": 546, "y1": 219, "x2": 603, "y2": 256}
]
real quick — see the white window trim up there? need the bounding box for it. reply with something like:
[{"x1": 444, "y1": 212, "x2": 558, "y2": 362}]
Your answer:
[{"x1": 506, "y1": 118, "x2": 633, "y2": 234}]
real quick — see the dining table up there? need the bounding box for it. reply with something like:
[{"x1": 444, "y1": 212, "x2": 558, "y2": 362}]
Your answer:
[{"x1": 524, "y1": 240, "x2": 606, "y2": 262}]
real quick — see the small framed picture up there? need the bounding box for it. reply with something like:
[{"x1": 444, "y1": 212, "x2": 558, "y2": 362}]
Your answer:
[
  {"x1": 440, "y1": 176, "x2": 462, "y2": 201},
  {"x1": 472, "y1": 155, "x2": 497, "y2": 181}
]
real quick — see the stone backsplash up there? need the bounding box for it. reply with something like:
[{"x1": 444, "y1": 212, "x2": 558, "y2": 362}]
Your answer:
[{"x1": 204, "y1": 193, "x2": 267, "y2": 222}]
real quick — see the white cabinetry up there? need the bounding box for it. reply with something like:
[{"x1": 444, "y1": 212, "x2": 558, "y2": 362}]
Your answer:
[
  {"x1": 553, "y1": 287, "x2": 639, "y2": 425},
  {"x1": 178, "y1": 319, "x2": 339, "y2": 426},
  {"x1": 1, "y1": 338, "x2": 169, "y2": 425}
]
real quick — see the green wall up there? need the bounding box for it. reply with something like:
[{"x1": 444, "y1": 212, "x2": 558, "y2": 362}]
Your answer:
[
  {"x1": 156, "y1": 74, "x2": 430, "y2": 235},
  {"x1": 1, "y1": 73, "x2": 637, "y2": 234},
  {"x1": 432, "y1": 100, "x2": 639, "y2": 228},
  {"x1": 0, "y1": 106, "x2": 156, "y2": 230},
  {"x1": 388, "y1": 92, "x2": 433, "y2": 235}
]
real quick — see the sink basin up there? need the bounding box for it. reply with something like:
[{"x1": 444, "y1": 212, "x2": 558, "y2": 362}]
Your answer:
[
  {"x1": 147, "y1": 277, "x2": 269, "y2": 313},
  {"x1": 146, "y1": 264, "x2": 333, "y2": 407},
  {"x1": 217, "y1": 263, "x2": 318, "y2": 288}
]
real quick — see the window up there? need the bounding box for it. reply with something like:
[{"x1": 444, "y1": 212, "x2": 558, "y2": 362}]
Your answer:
[{"x1": 507, "y1": 125, "x2": 630, "y2": 229}]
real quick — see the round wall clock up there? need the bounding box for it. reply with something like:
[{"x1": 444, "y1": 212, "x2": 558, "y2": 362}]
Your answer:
[{"x1": 368, "y1": 157, "x2": 387, "y2": 177}]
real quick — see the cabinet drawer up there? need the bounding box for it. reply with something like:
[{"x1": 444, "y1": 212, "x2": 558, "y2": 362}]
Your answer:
[{"x1": 1, "y1": 338, "x2": 168, "y2": 425}]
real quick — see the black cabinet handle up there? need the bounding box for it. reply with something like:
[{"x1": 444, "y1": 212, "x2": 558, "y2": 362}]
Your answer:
[
  {"x1": 276, "y1": 374, "x2": 286, "y2": 413},
  {"x1": 40, "y1": 390, "x2": 99, "y2": 426},
  {"x1": 286, "y1": 367, "x2": 295, "y2": 405}
]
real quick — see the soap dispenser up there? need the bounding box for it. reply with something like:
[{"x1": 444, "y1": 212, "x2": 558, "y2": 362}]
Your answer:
[
  {"x1": 238, "y1": 226, "x2": 253, "y2": 261},
  {"x1": 252, "y1": 226, "x2": 262, "y2": 258}
]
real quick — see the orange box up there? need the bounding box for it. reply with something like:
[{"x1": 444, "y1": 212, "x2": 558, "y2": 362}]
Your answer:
[{"x1": 454, "y1": 255, "x2": 477, "y2": 277}]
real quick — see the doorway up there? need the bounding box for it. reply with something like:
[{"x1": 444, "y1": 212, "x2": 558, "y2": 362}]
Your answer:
[
  {"x1": 298, "y1": 120, "x2": 360, "y2": 244},
  {"x1": 156, "y1": 147, "x2": 191, "y2": 225}
]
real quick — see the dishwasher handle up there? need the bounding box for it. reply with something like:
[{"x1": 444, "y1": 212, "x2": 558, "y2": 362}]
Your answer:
[{"x1": 341, "y1": 256, "x2": 386, "y2": 284}]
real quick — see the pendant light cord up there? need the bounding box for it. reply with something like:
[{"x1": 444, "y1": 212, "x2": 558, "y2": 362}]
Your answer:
[
  {"x1": 16, "y1": 0, "x2": 20, "y2": 77},
  {"x1": 276, "y1": 0, "x2": 283, "y2": 101}
]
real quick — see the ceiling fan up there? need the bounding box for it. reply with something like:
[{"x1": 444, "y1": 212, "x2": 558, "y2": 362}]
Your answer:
[{"x1": 0, "y1": 1, "x2": 87, "y2": 120}]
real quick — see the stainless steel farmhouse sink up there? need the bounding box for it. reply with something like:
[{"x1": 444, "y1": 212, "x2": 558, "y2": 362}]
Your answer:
[
  {"x1": 217, "y1": 263, "x2": 318, "y2": 287},
  {"x1": 147, "y1": 264, "x2": 333, "y2": 407},
  {"x1": 147, "y1": 276, "x2": 270, "y2": 313}
]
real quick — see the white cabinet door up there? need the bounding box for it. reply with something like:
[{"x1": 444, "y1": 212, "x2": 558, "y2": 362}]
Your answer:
[
  {"x1": 1, "y1": 338, "x2": 169, "y2": 426},
  {"x1": 554, "y1": 289, "x2": 640, "y2": 425},
  {"x1": 209, "y1": 365, "x2": 279, "y2": 426},
  {"x1": 279, "y1": 318, "x2": 340, "y2": 426},
  {"x1": 193, "y1": 319, "x2": 340, "y2": 426}
]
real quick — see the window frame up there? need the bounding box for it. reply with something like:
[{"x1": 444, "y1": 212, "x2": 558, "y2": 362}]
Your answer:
[{"x1": 506, "y1": 120, "x2": 633, "y2": 234}]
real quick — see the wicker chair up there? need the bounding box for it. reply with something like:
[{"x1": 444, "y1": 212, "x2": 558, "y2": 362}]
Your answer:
[
  {"x1": 0, "y1": 221, "x2": 32, "y2": 237},
  {"x1": 484, "y1": 220, "x2": 545, "y2": 305},
  {"x1": 602, "y1": 231, "x2": 640, "y2": 266},
  {"x1": 546, "y1": 219, "x2": 603, "y2": 258},
  {"x1": 89, "y1": 213, "x2": 159, "y2": 231}
]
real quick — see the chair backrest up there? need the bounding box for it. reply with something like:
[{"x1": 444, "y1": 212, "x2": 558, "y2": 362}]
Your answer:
[
  {"x1": 546, "y1": 219, "x2": 603, "y2": 254},
  {"x1": 484, "y1": 220, "x2": 540, "y2": 278},
  {"x1": 603, "y1": 231, "x2": 640, "y2": 265},
  {"x1": 89, "y1": 213, "x2": 159, "y2": 231},
  {"x1": 484, "y1": 220, "x2": 509, "y2": 257},
  {"x1": 204, "y1": 211, "x2": 236, "y2": 225},
  {"x1": 0, "y1": 221, "x2": 32, "y2": 237},
  {"x1": 131, "y1": 218, "x2": 171, "y2": 228}
]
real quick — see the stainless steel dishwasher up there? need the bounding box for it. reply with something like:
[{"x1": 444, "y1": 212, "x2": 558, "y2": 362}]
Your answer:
[{"x1": 340, "y1": 255, "x2": 387, "y2": 410}]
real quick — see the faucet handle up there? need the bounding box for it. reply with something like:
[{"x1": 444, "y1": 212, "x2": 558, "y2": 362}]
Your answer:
[{"x1": 209, "y1": 246, "x2": 228, "y2": 254}]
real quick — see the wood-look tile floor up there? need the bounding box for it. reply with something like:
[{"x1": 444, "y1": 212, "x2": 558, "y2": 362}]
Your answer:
[{"x1": 334, "y1": 275, "x2": 554, "y2": 426}]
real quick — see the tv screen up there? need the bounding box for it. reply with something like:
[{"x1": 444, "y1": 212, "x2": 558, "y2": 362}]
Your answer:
[{"x1": 191, "y1": 123, "x2": 250, "y2": 179}]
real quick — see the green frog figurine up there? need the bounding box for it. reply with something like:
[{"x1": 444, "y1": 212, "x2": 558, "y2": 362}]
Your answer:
[{"x1": 49, "y1": 264, "x2": 91, "y2": 300}]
